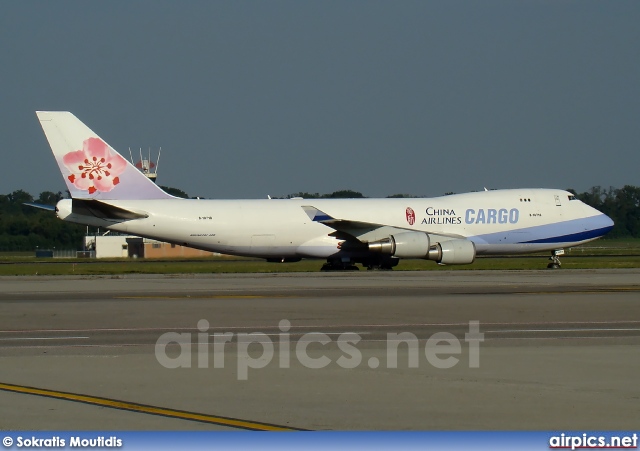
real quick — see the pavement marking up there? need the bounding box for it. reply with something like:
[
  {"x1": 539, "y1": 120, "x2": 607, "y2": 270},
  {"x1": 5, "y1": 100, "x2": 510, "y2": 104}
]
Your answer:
[
  {"x1": 517, "y1": 287, "x2": 640, "y2": 295},
  {"x1": 2, "y1": 320, "x2": 640, "y2": 334},
  {"x1": 0, "y1": 382, "x2": 305, "y2": 431},
  {"x1": 217, "y1": 332, "x2": 371, "y2": 337},
  {"x1": 108, "y1": 287, "x2": 640, "y2": 300},
  {"x1": 0, "y1": 336, "x2": 89, "y2": 341},
  {"x1": 488, "y1": 328, "x2": 640, "y2": 333},
  {"x1": 485, "y1": 336, "x2": 639, "y2": 341},
  {"x1": 114, "y1": 295, "x2": 272, "y2": 299}
]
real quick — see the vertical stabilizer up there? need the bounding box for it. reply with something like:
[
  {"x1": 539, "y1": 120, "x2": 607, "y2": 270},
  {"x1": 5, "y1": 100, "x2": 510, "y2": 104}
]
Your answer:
[{"x1": 36, "y1": 111, "x2": 174, "y2": 200}]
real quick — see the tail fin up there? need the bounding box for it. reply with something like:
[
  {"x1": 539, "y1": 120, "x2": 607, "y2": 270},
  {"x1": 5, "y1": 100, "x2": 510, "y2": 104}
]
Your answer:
[{"x1": 36, "y1": 111, "x2": 174, "y2": 200}]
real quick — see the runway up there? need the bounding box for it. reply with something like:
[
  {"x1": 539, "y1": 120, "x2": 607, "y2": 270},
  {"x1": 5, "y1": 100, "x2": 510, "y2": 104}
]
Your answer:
[{"x1": 0, "y1": 269, "x2": 639, "y2": 430}]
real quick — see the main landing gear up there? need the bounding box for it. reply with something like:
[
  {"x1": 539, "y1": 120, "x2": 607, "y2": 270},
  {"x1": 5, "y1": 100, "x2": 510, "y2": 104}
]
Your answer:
[
  {"x1": 547, "y1": 249, "x2": 564, "y2": 269},
  {"x1": 320, "y1": 257, "x2": 400, "y2": 271},
  {"x1": 321, "y1": 259, "x2": 360, "y2": 271},
  {"x1": 364, "y1": 256, "x2": 399, "y2": 271}
]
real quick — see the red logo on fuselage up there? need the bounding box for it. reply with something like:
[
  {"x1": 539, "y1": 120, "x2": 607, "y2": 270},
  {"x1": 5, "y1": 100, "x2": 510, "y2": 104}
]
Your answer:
[{"x1": 406, "y1": 207, "x2": 416, "y2": 225}]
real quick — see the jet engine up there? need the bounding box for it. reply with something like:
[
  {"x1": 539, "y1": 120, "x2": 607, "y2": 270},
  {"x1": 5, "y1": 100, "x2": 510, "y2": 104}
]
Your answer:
[
  {"x1": 428, "y1": 239, "x2": 476, "y2": 265},
  {"x1": 368, "y1": 232, "x2": 475, "y2": 264},
  {"x1": 368, "y1": 232, "x2": 431, "y2": 258}
]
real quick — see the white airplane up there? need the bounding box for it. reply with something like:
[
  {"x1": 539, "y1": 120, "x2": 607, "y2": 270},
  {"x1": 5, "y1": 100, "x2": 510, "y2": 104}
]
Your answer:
[{"x1": 35, "y1": 111, "x2": 613, "y2": 270}]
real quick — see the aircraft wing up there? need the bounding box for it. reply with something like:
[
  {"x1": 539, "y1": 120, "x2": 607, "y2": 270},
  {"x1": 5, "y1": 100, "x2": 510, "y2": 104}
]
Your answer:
[
  {"x1": 302, "y1": 206, "x2": 381, "y2": 230},
  {"x1": 302, "y1": 205, "x2": 464, "y2": 242}
]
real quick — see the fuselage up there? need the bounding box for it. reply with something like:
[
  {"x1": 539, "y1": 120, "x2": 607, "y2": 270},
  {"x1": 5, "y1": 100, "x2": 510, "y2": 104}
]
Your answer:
[{"x1": 56, "y1": 188, "x2": 613, "y2": 260}]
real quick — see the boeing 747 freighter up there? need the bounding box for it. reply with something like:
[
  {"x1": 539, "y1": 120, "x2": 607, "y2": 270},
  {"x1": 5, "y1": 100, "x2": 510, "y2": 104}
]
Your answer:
[{"x1": 35, "y1": 111, "x2": 613, "y2": 270}]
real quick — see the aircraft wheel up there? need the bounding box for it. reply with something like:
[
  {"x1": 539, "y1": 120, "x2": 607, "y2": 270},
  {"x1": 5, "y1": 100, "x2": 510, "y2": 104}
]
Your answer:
[
  {"x1": 367, "y1": 265, "x2": 393, "y2": 271},
  {"x1": 321, "y1": 261, "x2": 359, "y2": 271}
]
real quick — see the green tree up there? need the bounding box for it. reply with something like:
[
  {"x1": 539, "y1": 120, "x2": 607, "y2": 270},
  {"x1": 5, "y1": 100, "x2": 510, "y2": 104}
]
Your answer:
[
  {"x1": 287, "y1": 192, "x2": 321, "y2": 199},
  {"x1": 160, "y1": 186, "x2": 189, "y2": 198},
  {"x1": 7, "y1": 189, "x2": 33, "y2": 204},
  {"x1": 323, "y1": 190, "x2": 365, "y2": 199},
  {"x1": 36, "y1": 191, "x2": 64, "y2": 205}
]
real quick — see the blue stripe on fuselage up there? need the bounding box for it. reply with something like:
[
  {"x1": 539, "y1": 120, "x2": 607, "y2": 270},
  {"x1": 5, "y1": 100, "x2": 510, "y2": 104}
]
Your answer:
[
  {"x1": 469, "y1": 214, "x2": 613, "y2": 245},
  {"x1": 520, "y1": 225, "x2": 613, "y2": 243}
]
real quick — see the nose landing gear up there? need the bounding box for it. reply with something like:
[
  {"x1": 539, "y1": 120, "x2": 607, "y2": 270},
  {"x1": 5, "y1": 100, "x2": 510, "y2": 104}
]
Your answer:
[{"x1": 547, "y1": 249, "x2": 564, "y2": 269}]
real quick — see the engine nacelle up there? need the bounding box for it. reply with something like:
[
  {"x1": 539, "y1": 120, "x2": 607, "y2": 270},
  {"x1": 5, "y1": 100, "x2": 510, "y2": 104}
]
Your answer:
[
  {"x1": 429, "y1": 239, "x2": 476, "y2": 265},
  {"x1": 368, "y1": 233, "x2": 476, "y2": 265},
  {"x1": 368, "y1": 232, "x2": 431, "y2": 258}
]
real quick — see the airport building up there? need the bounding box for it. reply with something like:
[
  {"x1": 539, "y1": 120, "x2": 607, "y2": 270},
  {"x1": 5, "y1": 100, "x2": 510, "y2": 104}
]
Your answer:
[{"x1": 83, "y1": 235, "x2": 215, "y2": 259}]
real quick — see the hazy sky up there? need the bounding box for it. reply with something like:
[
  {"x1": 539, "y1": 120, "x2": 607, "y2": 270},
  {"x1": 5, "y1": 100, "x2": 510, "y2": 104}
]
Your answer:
[{"x1": 1, "y1": 1, "x2": 638, "y2": 199}]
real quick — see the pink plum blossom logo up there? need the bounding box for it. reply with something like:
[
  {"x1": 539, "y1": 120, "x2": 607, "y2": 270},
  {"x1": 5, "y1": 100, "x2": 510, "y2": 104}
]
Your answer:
[{"x1": 62, "y1": 138, "x2": 127, "y2": 194}]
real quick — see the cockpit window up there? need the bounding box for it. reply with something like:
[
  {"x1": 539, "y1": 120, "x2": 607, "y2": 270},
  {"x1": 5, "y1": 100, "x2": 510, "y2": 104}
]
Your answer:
[{"x1": 568, "y1": 195, "x2": 577, "y2": 201}]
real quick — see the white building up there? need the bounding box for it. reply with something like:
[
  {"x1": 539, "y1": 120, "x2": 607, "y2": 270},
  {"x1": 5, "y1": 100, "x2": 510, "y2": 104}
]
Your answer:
[
  {"x1": 84, "y1": 235, "x2": 217, "y2": 259},
  {"x1": 84, "y1": 235, "x2": 131, "y2": 258}
]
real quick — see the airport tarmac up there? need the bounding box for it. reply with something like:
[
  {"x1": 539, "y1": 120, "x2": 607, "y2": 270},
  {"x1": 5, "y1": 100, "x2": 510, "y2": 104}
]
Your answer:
[{"x1": 0, "y1": 269, "x2": 639, "y2": 430}]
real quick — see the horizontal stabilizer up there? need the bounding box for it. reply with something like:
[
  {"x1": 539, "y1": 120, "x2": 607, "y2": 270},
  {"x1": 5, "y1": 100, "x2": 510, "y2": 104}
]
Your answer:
[
  {"x1": 72, "y1": 199, "x2": 148, "y2": 220},
  {"x1": 23, "y1": 203, "x2": 56, "y2": 212}
]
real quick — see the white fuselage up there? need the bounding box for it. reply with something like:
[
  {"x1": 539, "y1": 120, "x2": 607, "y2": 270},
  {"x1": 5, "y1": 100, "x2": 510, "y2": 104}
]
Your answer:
[{"x1": 56, "y1": 188, "x2": 613, "y2": 260}]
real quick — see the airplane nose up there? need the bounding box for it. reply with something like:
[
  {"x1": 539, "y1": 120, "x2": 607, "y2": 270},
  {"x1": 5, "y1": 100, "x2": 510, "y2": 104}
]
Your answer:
[
  {"x1": 604, "y1": 214, "x2": 614, "y2": 229},
  {"x1": 594, "y1": 212, "x2": 614, "y2": 237}
]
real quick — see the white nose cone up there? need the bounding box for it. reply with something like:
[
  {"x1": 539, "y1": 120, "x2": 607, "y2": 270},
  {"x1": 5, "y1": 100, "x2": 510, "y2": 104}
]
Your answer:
[{"x1": 55, "y1": 199, "x2": 72, "y2": 220}]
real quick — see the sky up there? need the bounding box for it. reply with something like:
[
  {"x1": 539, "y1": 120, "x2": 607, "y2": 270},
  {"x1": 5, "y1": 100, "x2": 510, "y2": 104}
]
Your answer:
[{"x1": 1, "y1": 1, "x2": 639, "y2": 199}]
